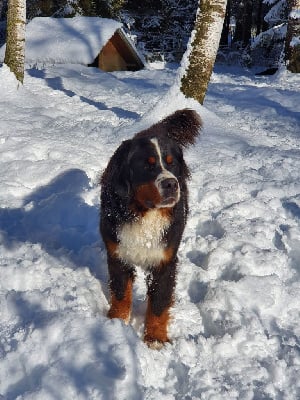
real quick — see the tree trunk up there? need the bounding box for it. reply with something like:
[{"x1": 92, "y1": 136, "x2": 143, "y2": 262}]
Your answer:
[
  {"x1": 220, "y1": 0, "x2": 231, "y2": 46},
  {"x1": 181, "y1": 0, "x2": 227, "y2": 104},
  {"x1": 4, "y1": 0, "x2": 26, "y2": 83},
  {"x1": 243, "y1": 0, "x2": 253, "y2": 45},
  {"x1": 255, "y1": 0, "x2": 264, "y2": 36},
  {"x1": 234, "y1": 0, "x2": 253, "y2": 45},
  {"x1": 285, "y1": 0, "x2": 300, "y2": 73}
]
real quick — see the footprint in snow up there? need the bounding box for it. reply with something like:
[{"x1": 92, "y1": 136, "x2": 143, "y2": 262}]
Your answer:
[{"x1": 196, "y1": 219, "x2": 225, "y2": 240}]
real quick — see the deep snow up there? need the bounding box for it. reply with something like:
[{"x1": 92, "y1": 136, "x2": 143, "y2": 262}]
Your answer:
[
  {"x1": 0, "y1": 17, "x2": 122, "y2": 66},
  {"x1": 0, "y1": 61, "x2": 300, "y2": 400}
]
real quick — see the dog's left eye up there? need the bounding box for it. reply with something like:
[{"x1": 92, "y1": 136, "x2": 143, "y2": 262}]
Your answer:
[{"x1": 166, "y1": 155, "x2": 173, "y2": 164}]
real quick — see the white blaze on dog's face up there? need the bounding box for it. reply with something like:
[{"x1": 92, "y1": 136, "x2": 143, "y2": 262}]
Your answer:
[
  {"x1": 150, "y1": 138, "x2": 180, "y2": 208},
  {"x1": 128, "y1": 136, "x2": 182, "y2": 210}
]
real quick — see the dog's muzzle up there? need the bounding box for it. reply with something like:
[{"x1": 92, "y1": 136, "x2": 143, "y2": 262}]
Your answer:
[{"x1": 155, "y1": 173, "x2": 180, "y2": 207}]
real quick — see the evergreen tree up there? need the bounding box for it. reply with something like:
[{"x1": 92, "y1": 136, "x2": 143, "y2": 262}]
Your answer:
[
  {"x1": 92, "y1": 0, "x2": 126, "y2": 18},
  {"x1": 27, "y1": 0, "x2": 98, "y2": 19},
  {"x1": 250, "y1": 0, "x2": 288, "y2": 67},
  {"x1": 123, "y1": 0, "x2": 198, "y2": 61}
]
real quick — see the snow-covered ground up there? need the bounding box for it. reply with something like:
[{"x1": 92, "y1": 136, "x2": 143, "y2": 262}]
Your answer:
[
  {"x1": 0, "y1": 61, "x2": 300, "y2": 399},
  {"x1": 0, "y1": 17, "x2": 123, "y2": 65}
]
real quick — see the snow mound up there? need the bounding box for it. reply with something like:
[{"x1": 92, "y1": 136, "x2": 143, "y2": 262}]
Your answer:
[{"x1": 0, "y1": 17, "x2": 122, "y2": 65}]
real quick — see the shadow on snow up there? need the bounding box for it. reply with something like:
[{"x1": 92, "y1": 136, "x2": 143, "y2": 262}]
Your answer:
[
  {"x1": 0, "y1": 169, "x2": 145, "y2": 399},
  {"x1": 3, "y1": 317, "x2": 142, "y2": 400},
  {"x1": 27, "y1": 68, "x2": 140, "y2": 121},
  {"x1": 0, "y1": 168, "x2": 105, "y2": 280}
]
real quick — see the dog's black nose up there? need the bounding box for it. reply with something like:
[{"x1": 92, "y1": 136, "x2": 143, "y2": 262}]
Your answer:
[{"x1": 161, "y1": 178, "x2": 178, "y2": 191}]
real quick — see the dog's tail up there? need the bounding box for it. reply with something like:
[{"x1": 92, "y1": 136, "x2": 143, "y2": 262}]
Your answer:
[{"x1": 162, "y1": 109, "x2": 202, "y2": 147}]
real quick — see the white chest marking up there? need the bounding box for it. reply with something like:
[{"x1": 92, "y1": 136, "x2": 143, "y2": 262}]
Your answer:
[{"x1": 117, "y1": 209, "x2": 170, "y2": 268}]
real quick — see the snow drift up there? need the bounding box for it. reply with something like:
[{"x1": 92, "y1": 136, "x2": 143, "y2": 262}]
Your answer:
[{"x1": 0, "y1": 61, "x2": 300, "y2": 399}]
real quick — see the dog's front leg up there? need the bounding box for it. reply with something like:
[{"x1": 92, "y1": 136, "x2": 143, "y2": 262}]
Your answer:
[
  {"x1": 107, "y1": 254, "x2": 135, "y2": 324},
  {"x1": 144, "y1": 259, "x2": 177, "y2": 349}
]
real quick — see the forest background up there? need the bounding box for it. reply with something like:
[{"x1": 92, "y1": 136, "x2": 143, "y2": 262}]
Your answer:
[{"x1": 0, "y1": 0, "x2": 292, "y2": 70}]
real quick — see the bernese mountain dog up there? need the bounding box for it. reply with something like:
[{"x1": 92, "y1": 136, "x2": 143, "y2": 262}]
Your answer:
[{"x1": 100, "y1": 109, "x2": 202, "y2": 349}]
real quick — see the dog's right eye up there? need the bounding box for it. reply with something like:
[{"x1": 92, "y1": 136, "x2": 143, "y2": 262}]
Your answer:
[{"x1": 147, "y1": 156, "x2": 156, "y2": 165}]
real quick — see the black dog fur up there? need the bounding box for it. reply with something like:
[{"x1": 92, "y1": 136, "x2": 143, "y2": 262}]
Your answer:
[{"x1": 100, "y1": 109, "x2": 202, "y2": 348}]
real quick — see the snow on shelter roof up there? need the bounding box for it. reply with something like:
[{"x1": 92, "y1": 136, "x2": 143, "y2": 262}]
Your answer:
[{"x1": 1, "y1": 17, "x2": 123, "y2": 65}]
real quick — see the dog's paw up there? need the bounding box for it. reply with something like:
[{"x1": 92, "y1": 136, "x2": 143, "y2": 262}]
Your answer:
[
  {"x1": 107, "y1": 308, "x2": 131, "y2": 325},
  {"x1": 144, "y1": 339, "x2": 165, "y2": 350},
  {"x1": 144, "y1": 335, "x2": 170, "y2": 350}
]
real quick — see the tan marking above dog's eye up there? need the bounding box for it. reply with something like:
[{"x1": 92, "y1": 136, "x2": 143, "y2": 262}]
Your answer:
[
  {"x1": 148, "y1": 156, "x2": 156, "y2": 165},
  {"x1": 166, "y1": 155, "x2": 173, "y2": 164}
]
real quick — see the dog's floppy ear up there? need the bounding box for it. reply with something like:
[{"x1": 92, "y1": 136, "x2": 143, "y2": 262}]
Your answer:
[
  {"x1": 101, "y1": 139, "x2": 132, "y2": 198},
  {"x1": 162, "y1": 109, "x2": 202, "y2": 147}
]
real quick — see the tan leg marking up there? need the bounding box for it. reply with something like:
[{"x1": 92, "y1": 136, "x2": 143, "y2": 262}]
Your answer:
[
  {"x1": 107, "y1": 278, "x2": 133, "y2": 324},
  {"x1": 144, "y1": 300, "x2": 171, "y2": 348}
]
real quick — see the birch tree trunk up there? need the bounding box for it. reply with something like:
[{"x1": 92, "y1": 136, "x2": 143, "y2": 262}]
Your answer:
[
  {"x1": 4, "y1": 0, "x2": 26, "y2": 83},
  {"x1": 181, "y1": 0, "x2": 227, "y2": 104},
  {"x1": 285, "y1": 0, "x2": 300, "y2": 73}
]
